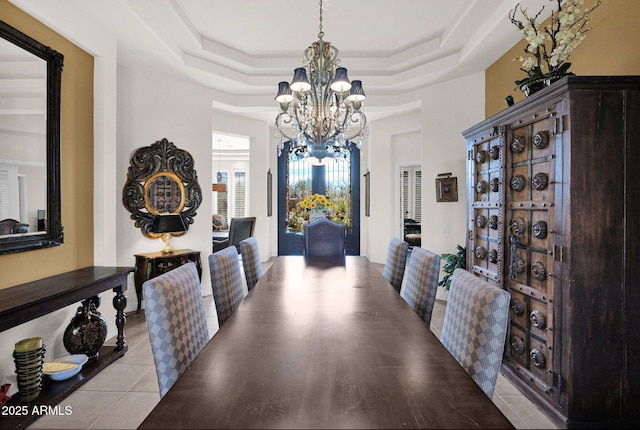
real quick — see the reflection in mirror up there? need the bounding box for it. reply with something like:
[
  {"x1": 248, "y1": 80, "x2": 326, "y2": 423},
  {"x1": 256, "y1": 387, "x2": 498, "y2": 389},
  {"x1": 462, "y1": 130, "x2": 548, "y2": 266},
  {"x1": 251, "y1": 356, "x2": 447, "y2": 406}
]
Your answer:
[
  {"x1": 145, "y1": 172, "x2": 185, "y2": 215},
  {"x1": 0, "y1": 20, "x2": 63, "y2": 254},
  {"x1": 0, "y1": 35, "x2": 46, "y2": 236},
  {"x1": 122, "y1": 138, "x2": 201, "y2": 238}
]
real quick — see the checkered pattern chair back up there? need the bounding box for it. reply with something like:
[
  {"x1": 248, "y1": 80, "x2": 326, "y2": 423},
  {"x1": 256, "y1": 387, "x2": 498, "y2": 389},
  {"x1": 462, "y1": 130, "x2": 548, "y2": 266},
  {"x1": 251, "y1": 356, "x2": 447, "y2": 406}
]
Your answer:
[
  {"x1": 440, "y1": 268, "x2": 510, "y2": 399},
  {"x1": 209, "y1": 246, "x2": 246, "y2": 326},
  {"x1": 239, "y1": 237, "x2": 264, "y2": 292},
  {"x1": 302, "y1": 219, "x2": 346, "y2": 257},
  {"x1": 142, "y1": 262, "x2": 209, "y2": 398},
  {"x1": 383, "y1": 237, "x2": 409, "y2": 292},
  {"x1": 400, "y1": 247, "x2": 441, "y2": 325}
]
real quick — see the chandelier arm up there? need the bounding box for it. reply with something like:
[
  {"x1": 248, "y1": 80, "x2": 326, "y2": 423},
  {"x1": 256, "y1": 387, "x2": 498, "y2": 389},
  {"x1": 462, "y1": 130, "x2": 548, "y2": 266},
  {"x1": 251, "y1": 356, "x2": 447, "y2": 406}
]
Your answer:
[
  {"x1": 316, "y1": 86, "x2": 333, "y2": 143},
  {"x1": 334, "y1": 94, "x2": 349, "y2": 131},
  {"x1": 291, "y1": 97, "x2": 310, "y2": 143},
  {"x1": 345, "y1": 111, "x2": 367, "y2": 140},
  {"x1": 275, "y1": 112, "x2": 298, "y2": 141}
]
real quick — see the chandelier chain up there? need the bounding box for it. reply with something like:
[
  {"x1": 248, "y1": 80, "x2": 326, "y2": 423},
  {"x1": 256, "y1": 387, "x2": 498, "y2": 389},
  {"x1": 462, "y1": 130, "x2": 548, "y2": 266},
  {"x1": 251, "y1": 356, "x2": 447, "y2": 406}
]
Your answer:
[{"x1": 318, "y1": 0, "x2": 324, "y2": 40}]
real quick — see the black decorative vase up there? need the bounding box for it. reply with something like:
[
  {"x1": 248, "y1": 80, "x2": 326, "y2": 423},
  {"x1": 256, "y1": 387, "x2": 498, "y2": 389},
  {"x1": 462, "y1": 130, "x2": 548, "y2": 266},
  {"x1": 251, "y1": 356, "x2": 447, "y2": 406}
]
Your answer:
[
  {"x1": 63, "y1": 295, "x2": 107, "y2": 359},
  {"x1": 520, "y1": 73, "x2": 571, "y2": 97}
]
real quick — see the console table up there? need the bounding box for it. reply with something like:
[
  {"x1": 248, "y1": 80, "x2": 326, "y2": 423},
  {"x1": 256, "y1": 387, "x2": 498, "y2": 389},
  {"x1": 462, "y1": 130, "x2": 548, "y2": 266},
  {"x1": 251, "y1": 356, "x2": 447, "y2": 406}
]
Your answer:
[
  {"x1": 134, "y1": 249, "x2": 202, "y2": 311},
  {"x1": 0, "y1": 266, "x2": 134, "y2": 429}
]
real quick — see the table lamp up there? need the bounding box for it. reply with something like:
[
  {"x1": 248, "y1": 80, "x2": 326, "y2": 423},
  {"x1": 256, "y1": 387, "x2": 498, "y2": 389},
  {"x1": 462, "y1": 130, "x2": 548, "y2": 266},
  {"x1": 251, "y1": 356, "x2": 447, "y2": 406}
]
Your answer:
[{"x1": 151, "y1": 213, "x2": 187, "y2": 254}]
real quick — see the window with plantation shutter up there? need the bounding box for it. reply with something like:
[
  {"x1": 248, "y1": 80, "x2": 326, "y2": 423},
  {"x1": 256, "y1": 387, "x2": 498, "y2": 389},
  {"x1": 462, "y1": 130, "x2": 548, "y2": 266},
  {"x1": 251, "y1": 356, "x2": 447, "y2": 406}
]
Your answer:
[
  {"x1": 402, "y1": 171, "x2": 409, "y2": 220},
  {"x1": 234, "y1": 171, "x2": 246, "y2": 217},
  {"x1": 401, "y1": 166, "x2": 420, "y2": 222},
  {"x1": 414, "y1": 170, "x2": 422, "y2": 222},
  {"x1": 0, "y1": 169, "x2": 9, "y2": 219},
  {"x1": 215, "y1": 172, "x2": 228, "y2": 221}
]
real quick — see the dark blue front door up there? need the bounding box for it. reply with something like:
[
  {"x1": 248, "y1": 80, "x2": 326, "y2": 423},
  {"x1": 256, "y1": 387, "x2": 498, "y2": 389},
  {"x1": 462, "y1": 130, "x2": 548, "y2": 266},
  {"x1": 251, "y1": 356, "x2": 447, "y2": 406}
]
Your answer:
[{"x1": 278, "y1": 142, "x2": 360, "y2": 255}]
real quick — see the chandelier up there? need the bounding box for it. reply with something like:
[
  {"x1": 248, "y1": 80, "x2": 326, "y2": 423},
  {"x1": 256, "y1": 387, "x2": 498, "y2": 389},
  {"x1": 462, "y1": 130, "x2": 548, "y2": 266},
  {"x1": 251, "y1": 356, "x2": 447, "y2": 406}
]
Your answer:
[{"x1": 274, "y1": 0, "x2": 367, "y2": 165}]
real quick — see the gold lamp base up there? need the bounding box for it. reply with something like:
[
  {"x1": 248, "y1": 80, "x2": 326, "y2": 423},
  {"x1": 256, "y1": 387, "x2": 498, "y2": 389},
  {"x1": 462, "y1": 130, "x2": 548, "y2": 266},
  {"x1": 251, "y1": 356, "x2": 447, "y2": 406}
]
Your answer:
[{"x1": 160, "y1": 233, "x2": 175, "y2": 254}]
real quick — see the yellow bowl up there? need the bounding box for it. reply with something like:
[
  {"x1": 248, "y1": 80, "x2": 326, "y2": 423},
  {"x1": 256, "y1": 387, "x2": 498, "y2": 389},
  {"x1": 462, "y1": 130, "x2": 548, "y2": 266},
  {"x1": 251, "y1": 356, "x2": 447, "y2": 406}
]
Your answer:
[{"x1": 43, "y1": 354, "x2": 88, "y2": 381}]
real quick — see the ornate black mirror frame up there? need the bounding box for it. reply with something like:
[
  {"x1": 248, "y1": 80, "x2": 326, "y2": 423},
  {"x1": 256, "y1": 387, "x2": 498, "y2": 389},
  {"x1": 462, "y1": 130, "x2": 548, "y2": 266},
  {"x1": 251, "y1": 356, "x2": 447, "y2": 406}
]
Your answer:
[
  {"x1": 122, "y1": 138, "x2": 202, "y2": 238},
  {"x1": 0, "y1": 20, "x2": 64, "y2": 255}
]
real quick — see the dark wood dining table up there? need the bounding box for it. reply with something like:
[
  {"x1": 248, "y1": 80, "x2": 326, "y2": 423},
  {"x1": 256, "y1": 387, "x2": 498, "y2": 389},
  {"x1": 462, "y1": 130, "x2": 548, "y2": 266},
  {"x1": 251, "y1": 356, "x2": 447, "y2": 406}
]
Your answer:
[{"x1": 139, "y1": 256, "x2": 514, "y2": 429}]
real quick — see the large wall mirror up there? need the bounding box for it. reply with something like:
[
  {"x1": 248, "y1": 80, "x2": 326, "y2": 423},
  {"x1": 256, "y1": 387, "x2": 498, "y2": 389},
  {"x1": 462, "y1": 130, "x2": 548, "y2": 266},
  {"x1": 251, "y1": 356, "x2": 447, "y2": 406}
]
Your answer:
[
  {"x1": 122, "y1": 138, "x2": 202, "y2": 238},
  {"x1": 0, "y1": 20, "x2": 63, "y2": 255}
]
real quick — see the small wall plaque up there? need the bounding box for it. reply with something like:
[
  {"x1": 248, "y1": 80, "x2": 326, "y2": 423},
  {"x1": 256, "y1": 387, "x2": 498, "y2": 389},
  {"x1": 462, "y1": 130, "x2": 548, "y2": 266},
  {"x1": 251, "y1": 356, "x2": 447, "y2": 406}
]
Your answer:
[{"x1": 436, "y1": 174, "x2": 458, "y2": 202}]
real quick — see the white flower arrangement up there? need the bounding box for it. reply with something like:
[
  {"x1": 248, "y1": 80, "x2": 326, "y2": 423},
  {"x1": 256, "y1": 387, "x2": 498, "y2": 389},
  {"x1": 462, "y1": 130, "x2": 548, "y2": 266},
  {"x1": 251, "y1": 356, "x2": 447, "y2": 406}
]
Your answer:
[{"x1": 509, "y1": 0, "x2": 601, "y2": 90}]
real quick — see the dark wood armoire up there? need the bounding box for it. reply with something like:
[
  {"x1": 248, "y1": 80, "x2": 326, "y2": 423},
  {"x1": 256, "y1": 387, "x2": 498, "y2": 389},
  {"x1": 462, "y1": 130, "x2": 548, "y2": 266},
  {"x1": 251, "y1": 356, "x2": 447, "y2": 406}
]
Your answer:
[{"x1": 462, "y1": 76, "x2": 640, "y2": 428}]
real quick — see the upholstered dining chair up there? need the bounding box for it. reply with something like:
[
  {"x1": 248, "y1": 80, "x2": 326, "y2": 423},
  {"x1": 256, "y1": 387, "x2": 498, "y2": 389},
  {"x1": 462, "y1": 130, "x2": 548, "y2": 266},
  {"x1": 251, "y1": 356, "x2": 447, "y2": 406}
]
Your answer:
[
  {"x1": 142, "y1": 262, "x2": 209, "y2": 398},
  {"x1": 302, "y1": 219, "x2": 346, "y2": 258},
  {"x1": 440, "y1": 268, "x2": 510, "y2": 399},
  {"x1": 400, "y1": 247, "x2": 441, "y2": 326},
  {"x1": 209, "y1": 246, "x2": 246, "y2": 326},
  {"x1": 213, "y1": 216, "x2": 256, "y2": 253},
  {"x1": 239, "y1": 237, "x2": 264, "y2": 292},
  {"x1": 383, "y1": 237, "x2": 409, "y2": 292}
]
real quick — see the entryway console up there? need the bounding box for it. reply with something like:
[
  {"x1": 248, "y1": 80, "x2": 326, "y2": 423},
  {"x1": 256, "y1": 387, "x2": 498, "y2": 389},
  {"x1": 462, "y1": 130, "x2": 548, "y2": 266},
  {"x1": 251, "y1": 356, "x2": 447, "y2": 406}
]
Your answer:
[{"x1": 0, "y1": 266, "x2": 134, "y2": 429}]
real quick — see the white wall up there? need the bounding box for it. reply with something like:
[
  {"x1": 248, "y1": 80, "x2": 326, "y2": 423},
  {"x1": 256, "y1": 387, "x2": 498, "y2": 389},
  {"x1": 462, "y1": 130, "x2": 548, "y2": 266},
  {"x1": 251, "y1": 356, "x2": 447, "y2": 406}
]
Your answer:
[
  {"x1": 211, "y1": 109, "x2": 273, "y2": 261},
  {"x1": 116, "y1": 65, "x2": 217, "y2": 303},
  {"x1": 392, "y1": 130, "x2": 422, "y2": 235},
  {"x1": 419, "y1": 72, "x2": 485, "y2": 257},
  {"x1": 366, "y1": 110, "x2": 421, "y2": 263},
  {"x1": 365, "y1": 72, "x2": 485, "y2": 263}
]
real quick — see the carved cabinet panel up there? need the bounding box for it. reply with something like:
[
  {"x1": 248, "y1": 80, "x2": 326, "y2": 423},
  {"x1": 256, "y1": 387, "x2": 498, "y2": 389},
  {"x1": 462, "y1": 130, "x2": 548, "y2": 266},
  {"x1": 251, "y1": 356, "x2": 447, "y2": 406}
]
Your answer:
[
  {"x1": 503, "y1": 108, "x2": 557, "y2": 396},
  {"x1": 466, "y1": 126, "x2": 504, "y2": 284},
  {"x1": 463, "y1": 76, "x2": 640, "y2": 428}
]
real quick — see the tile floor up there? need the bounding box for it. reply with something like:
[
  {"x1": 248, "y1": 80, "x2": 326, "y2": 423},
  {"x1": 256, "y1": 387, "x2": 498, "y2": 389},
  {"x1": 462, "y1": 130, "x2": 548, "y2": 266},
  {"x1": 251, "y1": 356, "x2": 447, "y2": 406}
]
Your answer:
[{"x1": 29, "y1": 259, "x2": 558, "y2": 429}]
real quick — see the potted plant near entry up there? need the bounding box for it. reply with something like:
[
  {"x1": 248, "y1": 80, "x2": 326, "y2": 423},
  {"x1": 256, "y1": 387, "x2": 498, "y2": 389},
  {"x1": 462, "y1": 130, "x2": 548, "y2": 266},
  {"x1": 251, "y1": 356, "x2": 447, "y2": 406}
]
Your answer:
[{"x1": 438, "y1": 245, "x2": 466, "y2": 291}]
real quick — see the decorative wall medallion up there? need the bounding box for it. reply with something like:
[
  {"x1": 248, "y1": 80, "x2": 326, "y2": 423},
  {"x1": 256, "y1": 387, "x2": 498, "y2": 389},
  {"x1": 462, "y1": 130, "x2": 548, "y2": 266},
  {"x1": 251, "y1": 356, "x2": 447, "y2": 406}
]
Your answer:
[
  {"x1": 490, "y1": 177, "x2": 500, "y2": 192},
  {"x1": 488, "y1": 215, "x2": 499, "y2": 230},
  {"x1": 532, "y1": 131, "x2": 549, "y2": 149},
  {"x1": 511, "y1": 298, "x2": 525, "y2": 316},
  {"x1": 488, "y1": 249, "x2": 498, "y2": 263},
  {"x1": 511, "y1": 336, "x2": 525, "y2": 354},
  {"x1": 475, "y1": 150, "x2": 486, "y2": 164},
  {"x1": 531, "y1": 261, "x2": 547, "y2": 281},
  {"x1": 510, "y1": 174, "x2": 526, "y2": 191},
  {"x1": 509, "y1": 217, "x2": 526, "y2": 236},
  {"x1": 489, "y1": 145, "x2": 500, "y2": 160},
  {"x1": 532, "y1": 221, "x2": 548, "y2": 239},
  {"x1": 474, "y1": 246, "x2": 486, "y2": 260},
  {"x1": 475, "y1": 215, "x2": 486, "y2": 228},
  {"x1": 530, "y1": 310, "x2": 546, "y2": 329},
  {"x1": 530, "y1": 348, "x2": 546, "y2": 368},
  {"x1": 511, "y1": 137, "x2": 526, "y2": 153},
  {"x1": 475, "y1": 180, "x2": 487, "y2": 194},
  {"x1": 532, "y1": 172, "x2": 549, "y2": 190}
]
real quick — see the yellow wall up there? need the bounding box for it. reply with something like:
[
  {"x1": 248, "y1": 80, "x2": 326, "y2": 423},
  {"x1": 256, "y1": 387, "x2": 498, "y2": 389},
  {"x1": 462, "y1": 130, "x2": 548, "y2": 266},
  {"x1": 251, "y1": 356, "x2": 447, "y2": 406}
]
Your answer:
[
  {"x1": 0, "y1": 0, "x2": 94, "y2": 288},
  {"x1": 486, "y1": 0, "x2": 640, "y2": 118}
]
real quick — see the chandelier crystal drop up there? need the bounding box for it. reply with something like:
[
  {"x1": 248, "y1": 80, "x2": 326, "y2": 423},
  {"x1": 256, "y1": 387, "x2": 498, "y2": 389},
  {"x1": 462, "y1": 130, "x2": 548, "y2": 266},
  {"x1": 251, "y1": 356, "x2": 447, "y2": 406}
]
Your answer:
[{"x1": 274, "y1": 0, "x2": 367, "y2": 164}]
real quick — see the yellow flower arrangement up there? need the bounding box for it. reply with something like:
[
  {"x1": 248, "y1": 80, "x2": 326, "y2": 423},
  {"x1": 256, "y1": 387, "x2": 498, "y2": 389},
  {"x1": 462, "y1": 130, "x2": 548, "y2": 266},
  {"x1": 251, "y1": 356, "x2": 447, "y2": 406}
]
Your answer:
[
  {"x1": 299, "y1": 193, "x2": 334, "y2": 211},
  {"x1": 286, "y1": 193, "x2": 337, "y2": 232}
]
